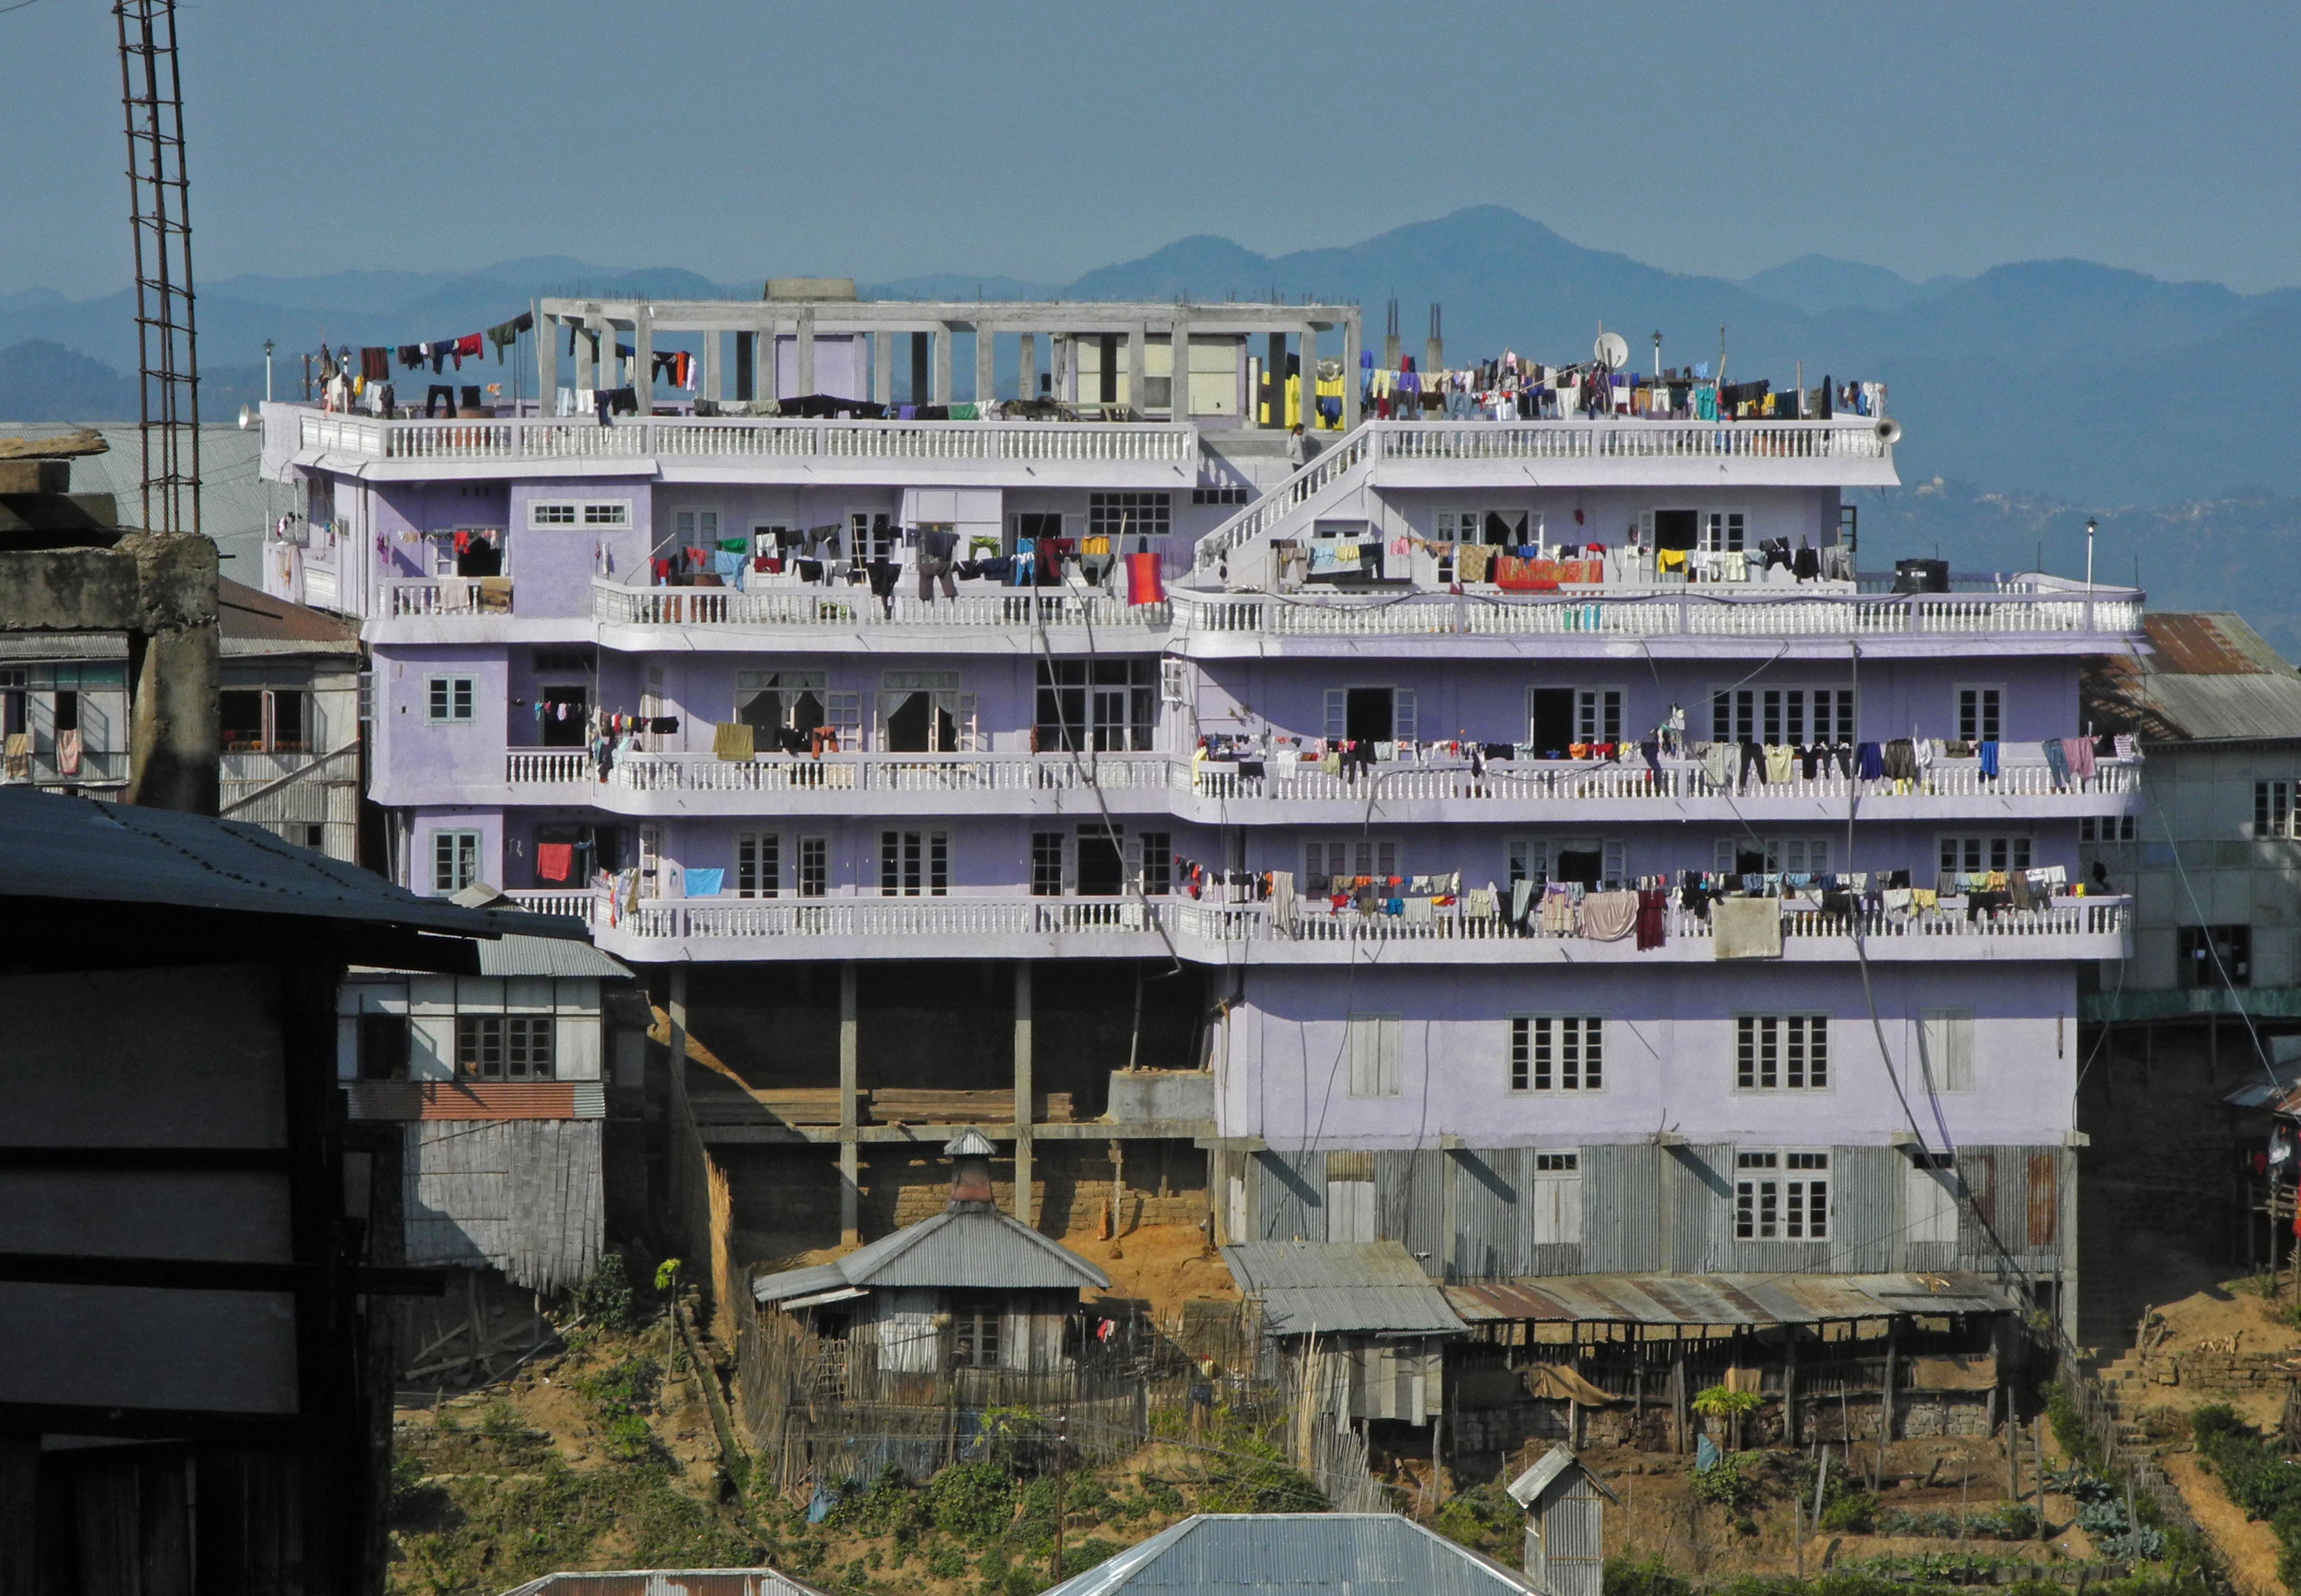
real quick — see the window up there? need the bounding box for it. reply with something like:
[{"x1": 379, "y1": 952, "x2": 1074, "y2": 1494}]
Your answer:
[
  {"x1": 1510, "y1": 1017, "x2": 1603, "y2": 1092},
  {"x1": 2258, "y1": 782, "x2": 2301, "y2": 839},
  {"x1": 1076, "y1": 822, "x2": 1126, "y2": 896},
  {"x1": 737, "y1": 831, "x2": 781, "y2": 898},
  {"x1": 2082, "y1": 816, "x2": 2138, "y2": 843},
  {"x1": 1736, "y1": 1015, "x2": 1829, "y2": 1090},
  {"x1": 1511, "y1": 838, "x2": 1622, "y2": 890},
  {"x1": 1347, "y1": 1014, "x2": 1402, "y2": 1098},
  {"x1": 527, "y1": 498, "x2": 629, "y2": 529},
  {"x1": 1136, "y1": 830, "x2": 1173, "y2": 897},
  {"x1": 1711, "y1": 687, "x2": 1855, "y2": 745},
  {"x1": 426, "y1": 676, "x2": 475, "y2": 724},
  {"x1": 455, "y1": 1014, "x2": 555, "y2": 1080},
  {"x1": 879, "y1": 830, "x2": 948, "y2": 897},
  {"x1": 1325, "y1": 686, "x2": 1416, "y2": 745},
  {"x1": 357, "y1": 1013, "x2": 409, "y2": 1081},
  {"x1": 1716, "y1": 837, "x2": 1830, "y2": 876},
  {"x1": 1036, "y1": 660, "x2": 1155, "y2": 752},
  {"x1": 1192, "y1": 485, "x2": 1251, "y2": 506},
  {"x1": 951, "y1": 1298, "x2": 1002, "y2": 1368},
  {"x1": 1735, "y1": 1150, "x2": 1829, "y2": 1240},
  {"x1": 1088, "y1": 492, "x2": 1171, "y2": 541},
  {"x1": 849, "y1": 510, "x2": 897, "y2": 561},
  {"x1": 1575, "y1": 688, "x2": 1622, "y2": 743},
  {"x1": 1531, "y1": 1152, "x2": 1583, "y2": 1245},
  {"x1": 1325, "y1": 1151, "x2": 1376, "y2": 1243},
  {"x1": 1699, "y1": 510, "x2": 1747, "y2": 552},
  {"x1": 1957, "y1": 687, "x2": 2003, "y2": 743},
  {"x1": 1938, "y1": 836, "x2": 2032, "y2": 876},
  {"x1": 2181, "y1": 924, "x2": 2252, "y2": 988},
  {"x1": 796, "y1": 835, "x2": 828, "y2": 899},
  {"x1": 673, "y1": 508, "x2": 720, "y2": 544},
  {"x1": 879, "y1": 670, "x2": 974, "y2": 753},
  {"x1": 1919, "y1": 1009, "x2": 1974, "y2": 1092},
  {"x1": 431, "y1": 830, "x2": 481, "y2": 894},
  {"x1": 1905, "y1": 1152, "x2": 1961, "y2": 1246},
  {"x1": 1305, "y1": 838, "x2": 1400, "y2": 883},
  {"x1": 1030, "y1": 832, "x2": 1065, "y2": 897},
  {"x1": 220, "y1": 687, "x2": 310, "y2": 753},
  {"x1": 1159, "y1": 656, "x2": 1191, "y2": 708}
]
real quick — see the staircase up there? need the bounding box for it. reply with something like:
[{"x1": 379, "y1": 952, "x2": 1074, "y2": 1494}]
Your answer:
[{"x1": 1193, "y1": 425, "x2": 1381, "y2": 575}]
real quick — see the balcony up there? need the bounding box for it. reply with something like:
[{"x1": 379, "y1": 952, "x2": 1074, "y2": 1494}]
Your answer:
[
  {"x1": 489, "y1": 743, "x2": 2142, "y2": 824},
  {"x1": 282, "y1": 406, "x2": 1197, "y2": 483},
  {"x1": 500, "y1": 888, "x2": 2129, "y2": 965},
  {"x1": 384, "y1": 577, "x2": 514, "y2": 617},
  {"x1": 591, "y1": 578, "x2": 1165, "y2": 633}
]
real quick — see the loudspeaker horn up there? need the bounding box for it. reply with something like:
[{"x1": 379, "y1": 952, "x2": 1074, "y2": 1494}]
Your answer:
[{"x1": 1874, "y1": 418, "x2": 1903, "y2": 445}]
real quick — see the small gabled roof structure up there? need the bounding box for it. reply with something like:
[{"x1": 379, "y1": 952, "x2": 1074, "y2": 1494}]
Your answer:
[
  {"x1": 1219, "y1": 1240, "x2": 1468, "y2": 1337},
  {"x1": 1040, "y1": 1514, "x2": 1537, "y2": 1596},
  {"x1": 1508, "y1": 1444, "x2": 1620, "y2": 1510}
]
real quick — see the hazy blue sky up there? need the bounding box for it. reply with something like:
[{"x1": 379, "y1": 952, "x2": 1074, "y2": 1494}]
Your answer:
[{"x1": 4, "y1": 1, "x2": 2296, "y2": 295}]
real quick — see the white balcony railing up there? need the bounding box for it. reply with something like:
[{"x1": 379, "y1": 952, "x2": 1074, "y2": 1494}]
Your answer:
[
  {"x1": 593, "y1": 580, "x2": 1165, "y2": 630},
  {"x1": 577, "y1": 891, "x2": 2128, "y2": 952},
  {"x1": 297, "y1": 410, "x2": 1197, "y2": 467},
  {"x1": 500, "y1": 746, "x2": 2142, "y2": 805},
  {"x1": 386, "y1": 577, "x2": 511, "y2": 617}
]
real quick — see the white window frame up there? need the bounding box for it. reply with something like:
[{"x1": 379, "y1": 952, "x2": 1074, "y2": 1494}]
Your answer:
[
  {"x1": 1735, "y1": 1014, "x2": 1830, "y2": 1092},
  {"x1": 1530, "y1": 1152, "x2": 1583, "y2": 1245},
  {"x1": 431, "y1": 829, "x2": 481, "y2": 894},
  {"x1": 1346, "y1": 1014, "x2": 1402, "y2": 1098},
  {"x1": 1305, "y1": 837, "x2": 1402, "y2": 883},
  {"x1": 1324, "y1": 1150, "x2": 1376, "y2": 1243},
  {"x1": 1955, "y1": 684, "x2": 2004, "y2": 744},
  {"x1": 672, "y1": 507, "x2": 722, "y2": 546},
  {"x1": 527, "y1": 498, "x2": 630, "y2": 530},
  {"x1": 1937, "y1": 835, "x2": 2034, "y2": 876},
  {"x1": 1030, "y1": 831, "x2": 1067, "y2": 897},
  {"x1": 736, "y1": 830, "x2": 781, "y2": 899},
  {"x1": 1905, "y1": 1152, "x2": 1961, "y2": 1246},
  {"x1": 1919, "y1": 1008, "x2": 1975, "y2": 1093},
  {"x1": 1510, "y1": 1016, "x2": 1604, "y2": 1092},
  {"x1": 878, "y1": 829, "x2": 949, "y2": 898},
  {"x1": 1699, "y1": 510, "x2": 1748, "y2": 552},
  {"x1": 1735, "y1": 1149, "x2": 1830, "y2": 1241},
  {"x1": 1716, "y1": 836, "x2": 1832, "y2": 876},
  {"x1": 1575, "y1": 687, "x2": 1623, "y2": 744},
  {"x1": 876, "y1": 670, "x2": 976, "y2": 754},
  {"x1": 2258, "y1": 780, "x2": 2301, "y2": 840},
  {"x1": 2082, "y1": 815, "x2": 2138, "y2": 843},
  {"x1": 425, "y1": 674, "x2": 475, "y2": 724},
  {"x1": 1512, "y1": 837, "x2": 1624, "y2": 890},
  {"x1": 795, "y1": 834, "x2": 829, "y2": 899},
  {"x1": 848, "y1": 509, "x2": 897, "y2": 562},
  {"x1": 1710, "y1": 686, "x2": 1855, "y2": 745},
  {"x1": 1323, "y1": 686, "x2": 1416, "y2": 745}
]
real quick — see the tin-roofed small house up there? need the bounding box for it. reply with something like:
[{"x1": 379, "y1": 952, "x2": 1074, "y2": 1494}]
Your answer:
[
  {"x1": 750, "y1": 1130, "x2": 1113, "y2": 1404},
  {"x1": 1508, "y1": 1445, "x2": 1618, "y2": 1596},
  {"x1": 1219, "y1": 1240, "x2": 1467, "y2": 1429},
  {"x1": 1039, "y1": 1512, "x2": 1538, "y2": 1596}
]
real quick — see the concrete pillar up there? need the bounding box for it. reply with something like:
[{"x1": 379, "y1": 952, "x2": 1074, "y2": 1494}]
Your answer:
[
  {"x1": 796, "y1": 311, "x2": 816, "y2": 399},
  {"x1": 974, "y1": 324, "x2": 995, "y2": 405},
  {"x1": 120, "y1": 531, "x2": 220, "y2": 814},
  {"x1": 633, "y1": 311, "x2": 656, "y2": 414},
  {"x1": 535, "y1": 312, "x2": 558, "y2": 415},
  {"x1": 932, "y1": 325, "x2": 953, "y2": 404},
  {"x1": 909, "y1": 332, "x2": 930, "y2": 406},
  {"x1": 1013, "y1": 961, "x2": 1034, "y2": 1224},
  {"x1": 1051, "y1": 335, "x2": 1069, "y2": 402},
  {"x1": 1340, "y1": 313, "x2": 1361, "y2": 431},
  {"x1": 1265, "y1": 332, "x2": 1286, "y2": 428},
  {"x1": 839, "y1": 960, "x2": 860, "y2": 1246},
  {"x1": 1127, "y1": 324, "x2": 1146, "y2": 416},
  {"x1": 734, "y1": 331, "x2": 755, "y2": 402},
  {"x1": 702, "y1": 330, "x2": 722, "y2": 404},
  {"x1": 572, "y1": 319, "x2": 594, "y2": 392},
  {"x1": 872, "y1": 331, "x2": 892, "y2": 406},
  {"x1": 1302, "y1": 325, "x2": 1319, "y2": 429},
  {"x1": 1019, "y1": 333, "x2": 1038, "y2": 402},
  {"x1": 1167, "y1": 317, "x2": 1189, "y2": 421}
]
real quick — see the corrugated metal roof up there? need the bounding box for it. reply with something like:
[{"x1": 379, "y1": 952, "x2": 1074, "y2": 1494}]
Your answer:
[
  {"x1": 2084, "y1": 612, "x2": 2301, "y2": 743},
  {"x1": 2222, "y1": 1050, "x2": 2301, "y2": 1110},
  {"x1": 474, "y1": 933, "x2": 633, "y2": 979},
  {"x1": 497, "y1": 1570, "x2": 832, "y2": 1596},
  {"x1": 1443, "y1": 1271, "x2": 2017, "y2": 1326},
  {"x1": 1043, "y1": 1514, "x2": 1537, "y2": 1596},
  {"x1": 753, "y1": 1204, "x2": 1109, "y2": 1303},
  {"x1": 1507, "y1": 1444, "x2": 1620, "y2": 1509},
  {"x1": 1221, "y1": 1241, "x2": 1469, "y2": 1337},
  {"x1": 217, "y1": 576, "x2": 361, "y2": 647},
  {"x1": 0, "y1": 786, "x2": 576, "y2": 941}
]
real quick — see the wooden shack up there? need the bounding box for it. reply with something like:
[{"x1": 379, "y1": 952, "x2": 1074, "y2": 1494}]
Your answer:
[{"x1": 1508, "y1": 1445, "x2": 1618, "y2": 1596}]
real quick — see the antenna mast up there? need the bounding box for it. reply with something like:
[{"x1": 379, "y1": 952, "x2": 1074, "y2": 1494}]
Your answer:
[{"x1": 115, "y1": 0, "x2": 201, "y2": 537}]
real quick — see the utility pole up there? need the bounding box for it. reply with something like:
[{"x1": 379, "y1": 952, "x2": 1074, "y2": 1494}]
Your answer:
[{"x1": 1050, "y1": 1410, "x2": 1069, "y2": 1587}]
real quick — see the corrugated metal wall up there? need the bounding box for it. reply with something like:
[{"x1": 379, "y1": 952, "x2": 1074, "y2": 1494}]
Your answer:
[
  {"x1": 1246, "y1": 1140, "x2": 2063, "y2": 1283},
  {"x1": 402, "y1": 1119, "x2": 604, "y2": 1292}
]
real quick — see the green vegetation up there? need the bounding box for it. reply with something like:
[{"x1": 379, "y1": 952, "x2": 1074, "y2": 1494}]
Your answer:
[
  {"x1": 1874, "y1": 1504, "x2": 2038, "y2": 1541},
  {"x1": 2192, "y1": 1404, "x2": 2301, "y2": 1590},
  {"x1": 1691, "y1": 1450, "x2": 1768, "y2": 1514},
  {"x1": 1608, "y1": 1564, "x2": 2207, "y2": 1596},
  {"x1": 1433, "y1": 1485, "x2": 1523, "y2": 1564},
  {"x1": 569, "y1": 1252, "x2": 642, "y2": 1333}
]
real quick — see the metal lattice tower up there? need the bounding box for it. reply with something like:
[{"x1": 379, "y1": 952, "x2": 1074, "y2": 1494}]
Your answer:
[{"x1": 115, "y1": 0, "x2": 201, "y2": 537}]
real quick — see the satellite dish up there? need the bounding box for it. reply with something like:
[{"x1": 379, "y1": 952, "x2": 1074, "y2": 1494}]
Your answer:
[
  {"x1": 238, "y1": 404, "x2": 256, "y2": 430},
  {"x1": 1593, "y1": 331, "x2": 1630, "y2": 369}
]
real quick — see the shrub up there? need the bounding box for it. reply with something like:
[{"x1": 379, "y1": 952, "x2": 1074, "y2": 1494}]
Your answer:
[
  {"x1": 824, "y1": 1464, "x2": 924, "y2": 1539},
  {"x1": 1141, "y1": 1477, "x2": 1184, "y2": 1515},
  {"x1": 928, "y1": 1460, "x2": 1017, "y2": 1543},
  {"x1": 1064, "y1": 1538, "x2": 1123, "y2": 1579},
  {"x1": 1192, "y1": 1437, "x2": 1325, "y2": 1514},
  {"x1": 572, "y1": 1252, "x2": 642, "y2": 1331},
  {"x1": 1820, "y1": 1491, "x2": 1878, "y2": 1533},
  {"x1": 926, "y1": 1546, "x2": 970, "y2": 1580},
  {"x1": 1603, "y1": 1555, "x2": 1691, "y2": 1596},
  {"x1": 1435, "y1": 1485, "x2": 1524, "y2": 1564},
  {"x1": 1691, "y1": 1452, "x2": 1766, "y2": 1512}
]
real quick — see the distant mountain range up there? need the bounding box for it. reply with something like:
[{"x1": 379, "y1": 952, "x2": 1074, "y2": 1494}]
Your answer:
[{"x1": 5, "y1": 206, "x2": 2297, "y2": 648}]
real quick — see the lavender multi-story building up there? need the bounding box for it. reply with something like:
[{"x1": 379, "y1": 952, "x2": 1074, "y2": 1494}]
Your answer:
[{"x1": 261, "y1": 288, "x2": 2138, "y2": 1331}]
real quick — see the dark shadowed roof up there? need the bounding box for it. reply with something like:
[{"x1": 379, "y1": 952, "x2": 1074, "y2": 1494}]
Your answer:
[
  {"x1": 2084, "y1": 612, "x2": 2301, "y2": 743},
  {"x1": 217, "y1": 576, "x2": 361, "y2": 647},
  {"x1": 754, "y1": 1203, "x2": 1109, "y2": 1304},
  {"x1": 0, "y1": 785, "x2": 579, "y2": 942},
  {"x1": 1041, "y1": 1515, "x2": 1536, "y2": 1596},
  {"x1": 1220, "y1": 1240, "x2": 1467, "y2": 1336},
  {"x1": 1443, "y1": 1271, "x2": 2017, "y2": 1326}
]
